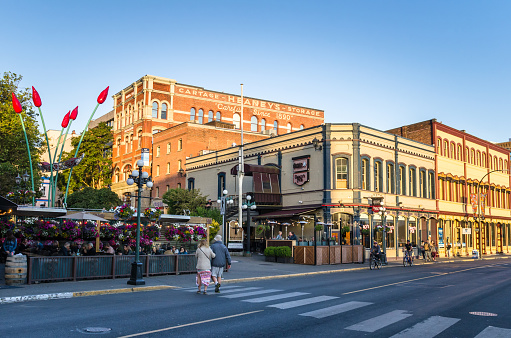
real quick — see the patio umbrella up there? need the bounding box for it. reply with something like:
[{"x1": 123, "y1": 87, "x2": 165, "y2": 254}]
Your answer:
[{"x1": 58, "y1": 211, "x2": 108, "y2": 222}]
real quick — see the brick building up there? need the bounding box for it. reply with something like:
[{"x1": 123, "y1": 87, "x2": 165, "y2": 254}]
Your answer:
[
  {"x1": 109, "y1": 75, "x2": 324, "y2": 206},
  {"x1": 388, "y1": 119, "x2": 511, "y2": 256}
]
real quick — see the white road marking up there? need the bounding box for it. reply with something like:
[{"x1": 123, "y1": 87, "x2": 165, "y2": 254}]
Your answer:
[
  {"x1": 474, "y1": 326, "x2": 511, "y2": 338},
  {"x1": 299, "y1": 301, "x2": 372, "y2": 319},
  {"x1": 242, "y1": 292, "x2": 310, "y2": 303},
  {"x1": 183, "y1": 285, "x2": 242, "y2": 292},
  {"x1": 390, "y1": 316, "x2": 460, "y2": 337},
  {"x1": 213, "y1": 287, "x2": 262, "y2": 294},
  {"x1": 268, "y1": 296, "x2": 338, "y2": 309},
  {"x1": 345, "y1": 310, "x2": 412, "y2": 332},
  {"x1": 221, "y1": 289, "x2": 282, "y2": 299}
]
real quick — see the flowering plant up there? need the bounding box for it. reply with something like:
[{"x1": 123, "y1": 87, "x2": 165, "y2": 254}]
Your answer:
[
  {"x1": 60, "y1": 220, "x2": 82, "y2": 240},
  {"x1": 143, "y1": 225, "x2": 160, "y2": 241},
  {"x1": 99, "y1": 224, "x2": 120, "y2": 239},
  {"x1": 164, "y1": 225, "x2": 206, "y2": 242},
  {"x1": 114, "y1": 204, "x2": 135, "y2": 220},
  {"x1": 83, "y1": 222, "x2": 99, "y2": 239},
  {"x1": 37, "y1": 221, "x2": 60, "y2": 239},
  {"x1": 6, "y1": 190, "x2": 35, "y2": 204},
  {"x1": 143, "y1": 208, "x2": 162, "y2": 221},
  {"x1": 360, "y1": 224, "x2": 370, "y2": 235}
]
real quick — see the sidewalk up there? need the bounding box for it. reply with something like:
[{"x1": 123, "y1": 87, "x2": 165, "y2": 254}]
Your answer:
[{"x1": 1, "y1": 253, "x2": 509, "y2": 304}]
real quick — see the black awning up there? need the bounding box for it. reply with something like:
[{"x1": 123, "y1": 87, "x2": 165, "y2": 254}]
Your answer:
[{"x1": 254, "y1": 208, "x2": 318, "y2": 219}]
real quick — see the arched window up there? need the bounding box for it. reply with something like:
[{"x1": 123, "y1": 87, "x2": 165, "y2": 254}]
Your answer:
[
  {"x1": 125, "y1": 136, "x2": 129, "y2": 154},
  {"x1": 156, "y1": 146, "x2": 160, "y2": 157},
  {"x1": 177, "y1": 183, "x2": 182, "y2": 189},
  {"x1": 152, "y1": 102, "x2": 158, "y2": 118},
  {"x1": 115, "y1": 168, "x2": 120, "y2": 183},
  {"x1": 251, "y1": 116, "x2": 258, "y2": 132},
  {"x1": 457, "y1": 144, "x2": 462, "y2": 160},
  {"x1": 499, "y1": 158, "x2": 503, "y2": 170},
  {"x1": 409, "y1": 167, "x2": 417, "y2": 197},
  {"x1": 190, "y1": 108, "x2": 196, "y2": 122},
  {"x1": 286, "y1": 123, "x2": 292, "y2": 133},
  {"x1": 420, "y1": 170, "x2": 427, "y2": 198},
  {"x1": 375, "y1": 160, "x2": 383, "y2": 192},
  {"x1": 273, "y1": 121, "x2": 278, "y2": 134},
  {"x1": 386, "y1": 163, "x2": 395, "y2": 194},
  {"x1": 178, "y1": 139, "x2": 182, "y2": 151},
  {"x1": 443, "y1": 140, "x2": 449, "y2": 157},
  {"x1": 155, "y1": 187, "x2": 159, "y2": 197},
  {"x1": 471, "y1": 149, "x2": 475, "y2": 164},
  {"x1": 300, "y1": 125, "x2": 304, "y2": 130},
  {"x1": 335, "y1": 158, "x2": 348, "y2": 188},
  {"x1": 167, "y1": 143, "x2": 171, "y2": 154},
  {"x1": 166, "y1": 162, "x2": 170, "y2": 173},
  {"x1": 137, "y1": 103, "x2": 142, "y2": 120},
  {"x1": 178, "y1": 160, "x2": 182, "y2": 170},
  {"x1": 482, "y1": 153, "x2": 487, "y2": 167},
  {"x1": 437, "y1": 138, "x2": 442, "y2": 155},
  {"x1": 450, "y1": 143, "x2": 455, "y2": 159},
  {"x1": 137, "y1": 130, "x2": 142, "y2": 149},
  {"x1": 161, "y1": 103, "x2": 167, "y2": 120},
  {"x1": 233, "y1": 113, "x2": 241, "y2": 129},
  {"x1": 494, "y1": 157, "x2": 498, "y2": 170},
  {"x1": 208, "y1": 110, "x2": 214, "y2": 123},
  {"x1": 128, "y1": 105, "x2": 132, "y2": 125},
  {"x1": 399, "y1": 165, "x2": 406, "y2": 195},
  {"x1": 198, "y1": 109, "x2": 204, "y2": 124},
  {"x1": 362, "y1": 159, "x2": 369, "y2": 190},
  {"x1": 216, "y1": 112, "x2": 221, "y2": 121},
  {"x1": 261, "y1": 119, "x2": 266, "y2": 131}
]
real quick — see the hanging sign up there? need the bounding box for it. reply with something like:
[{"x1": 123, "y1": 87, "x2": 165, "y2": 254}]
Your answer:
[{"x1": 292, "y1": 156, "x2": 310, "y2": 186}]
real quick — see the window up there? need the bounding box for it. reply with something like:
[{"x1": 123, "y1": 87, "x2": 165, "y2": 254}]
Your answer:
[
  {"x1": 216, "y1": 112, "x2": 221, "y2": 121},
  {"x1": 443, "y1": 140, "x2": 449, "y2": 157},
  {"x1": 477, "y1": 151, "x2": 481, "y2": 166},
  {"x1": 470, "y1": 149, "x2": 475, "y2": 164},
  {"x1": 152, "y1": 102, "x2": 158, "y2": 118},
  {"x1": 166, "y1": 185, "x2": 170, "y2": 192},
  {"x1": 166, "y1": 162, "x2": 170, "y2": 173},
  {"x1": 386, "y1": 163, "x2": 395, "y2": 194},
  {"x1": 167, "y1": 143, "x2": 171, "y2": 154},
  {"x1": 261, "y1": 119, "x2": 266, "y2": 131},
  {"x1": 188, "y1": 178, "x2": 195, "y2": 191},
  {"x1": 190, "y1": 108, "x2": 196, "y2": 122},
  {"x1": 450, "y1": 143, "x2": 455, "y2": 159},
  {"x1": 155, "y1": 187, "x2": 159, "y2": 198},
  {"x1": 161, "y1": 103, "x2": 167, "y2": 120},
  {"x1": 399, "y1": 166, "x2": 406, "y2": 195},
  {"x1": 233, "y1": 113, "x2": 241, "y2": 129},
  {"x1": 287, "y1": 123, "x2": 292, "y2": 133},
  {"x1": 198, "y1": 109, "x2": 204, "y2": 124},
  {"x1": 251, "y1": 116, "x2": 258, "y2": 132},
  {"x1": 374, "y1": 160, "x2": 383, "y2": 192},
  {"x1": 156, "y1": 146, "x2": 160, "y2": 157},
  {"x1": 218, "y1": 172, "x2": 226, "y2": 198},
  {"x1": 156, "y1": 165, "x2": 160, "y2": 176},
  {"x1": 494, "y1": 156, "x2": 498, "y2": 170},
  {"x1": 208, "y1": 110, "x2": 214, "y2": 123},
  {"x1": 420, "y1": 170, "x2": 427, "y2": 198},
  {"x1": 482, "y1": 153, "x2": 487, "y2": 167},
  {"x1": 137, "y1": 103, "x2": 142, "y2": 120},
  {"x1": 409, "y1": 167, "x2": 417, "y2": 197},
  {"x1": 125, "y1": 136, "x2": 129, "y2": 154},
  {"x1": 273, "y1": 121, "x2": 278, "y2": 134},
  {"x1": 177, "y1": 183, "x2": 181, "y2": 189},
  {"x1": 178, "y1": 139, "x2": 182, "y2": 151},
  {"x1": 115, "y1": 168, "x2": 120, "y2": 183},
  {"x1": 138, "y1": 130, "x2": 142, "y2": 149},
  {"x1": 361, "y1": 159, "x2": 369, "y2": 190},
  {"x1": 437, "y1": 138, "x2": 442, "y2": 155},
  {"x1": 178, "y1": 160, "x2": 182, "y2": 170},
  {"x1": 300, "y1": 125, "x2": 304, "y2": 130},
  {"x1": 428, "y1": 172, "x2": 435, "y2": 199},
  {"x1": 336, "y1": 158, "x2": 348, "y2": 188},
  {"x1": 499, "y1": 158, "x2": 503, "y2": 170},
  {"x1": 457, "y1": 144, "x2": 462, "y2": 160}
]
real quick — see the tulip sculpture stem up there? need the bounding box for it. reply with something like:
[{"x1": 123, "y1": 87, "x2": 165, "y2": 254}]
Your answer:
[
  {"x1": 54, "y1": 123, "x2": 73, "y2": 207},
  {"x1": 18, "y1": 114, "x2": 35, "y2": 206},
  {"x1": 37, "y1": 106, "x2": 55, "y2": 207},
  {"x1": 64, "y1": 103, "x2": 100, "y2": 207},
  {"x1": 51, "y1": 127, "x2": 65, "y2": 207}
]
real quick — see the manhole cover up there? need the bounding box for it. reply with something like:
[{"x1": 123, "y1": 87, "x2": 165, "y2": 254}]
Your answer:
[
  {"x1": 469, "y1": 312, "x2": 498, "y2": 317},
  {"x1": 83, "y1": 327, "x2": 111, "y2": 333}
]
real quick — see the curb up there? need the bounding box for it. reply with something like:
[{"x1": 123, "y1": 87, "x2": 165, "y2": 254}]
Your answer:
[{"x1": 0, "y1": 285, "x2": 176, "y2": 305}]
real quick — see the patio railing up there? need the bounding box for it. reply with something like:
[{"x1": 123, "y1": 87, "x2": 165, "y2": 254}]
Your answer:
[{"x1": 27, "y1": 254, "x2": 197, "y2": 284}]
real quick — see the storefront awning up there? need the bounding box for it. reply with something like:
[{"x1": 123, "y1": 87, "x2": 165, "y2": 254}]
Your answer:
[{"x1": 254, "y1": 208, "x2": 317, "y2": 219}]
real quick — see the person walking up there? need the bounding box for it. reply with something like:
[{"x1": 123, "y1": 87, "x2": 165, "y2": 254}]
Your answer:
[
  {"x1": 431, "y1": 240, "x2": 437, "y2": 261},
  {"x1": 210, "y1": 235, "x2": 231, "y2": 293},
  {"x1": 195, "y1": 239, "x2": 216, "y2": 295},
  {"x1": 420, "y1": 241, "x2": 425, "y2": 259},
  {"x1": 424, "y1": 240, "x2": 432, "y2": 262},
  {"x1": 446, "y1": 242, "x2": 451, "y2": 258}
]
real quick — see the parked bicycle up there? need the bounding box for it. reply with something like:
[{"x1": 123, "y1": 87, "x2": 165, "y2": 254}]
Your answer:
[{"x1": 369, "y1": 252, "x2": 382, "y2": 270}]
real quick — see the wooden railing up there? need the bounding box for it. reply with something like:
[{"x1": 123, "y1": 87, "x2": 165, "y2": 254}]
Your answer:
[{"x1": 27, "y1": 254, "x2": 197, "y2": 284}]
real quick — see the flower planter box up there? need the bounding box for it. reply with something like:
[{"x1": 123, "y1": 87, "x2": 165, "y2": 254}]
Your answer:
[
  {"x1": 276, "y1": 256, "x2": 292, "y2": 264},
  {"x1": 265, "y1": 256, "x2": 276, "y2": 262}
]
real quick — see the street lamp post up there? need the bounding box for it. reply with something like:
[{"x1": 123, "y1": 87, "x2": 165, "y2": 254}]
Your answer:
[
  {"x1": 14, "y1": 172, "x2": 31, "y2": 205},
  {"x1": 242, "y1": 195, "x2": 256, "y2": 256},
  {"x1": 380, "y1": 206, "x2": 387, "y2": 264},
  {"x1": 217, "y1": 190, "x2": 234, "y2": 246},
  {"x1": 126, "y1": 159, "x2": 153, "y2": 285}
]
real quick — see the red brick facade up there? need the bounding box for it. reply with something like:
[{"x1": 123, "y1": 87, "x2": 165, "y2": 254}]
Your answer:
[{"x1": 110, "y1": 75, "x2": 324, "y2": 202}]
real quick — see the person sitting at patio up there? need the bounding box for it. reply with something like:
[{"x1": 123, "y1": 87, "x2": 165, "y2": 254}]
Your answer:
[
  {"x1": 123, "y1": 245, "x2": 133, "y2": 255},
  {"x1": 60, "y1": 242, "x2": 71, "y2": 256},
  {"x1": 50, "y1": 240, "x2": 61, "y2": 256},
  {"x1": 179, "y1": 247, "x2": 188, "y2": 254},
  {"x1": 288, "y1": 232, "x2": 298, "y2": 241},
  {"x1": 275, "y1": 231, "x2": 283, "y2": 240},
  {"x1": 103, "y1": 242, "x2": 115, "y2": 255},
  {"x1": 83, "y1": 242, "x2": 96, "y2": 256}
]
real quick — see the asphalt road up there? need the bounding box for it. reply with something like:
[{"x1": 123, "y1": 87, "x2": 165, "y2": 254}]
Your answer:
[{"x1": 1, "y1": 260, "x2": 510, "y2": 337}]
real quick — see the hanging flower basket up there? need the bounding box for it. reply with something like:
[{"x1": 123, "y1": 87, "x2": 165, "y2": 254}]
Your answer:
[
  {"x1": 114, "y1": 204, "x2": 136, "y2": 221},
  {"x1": 143, "y1": 208, "x2": 162, "y2": 221}
]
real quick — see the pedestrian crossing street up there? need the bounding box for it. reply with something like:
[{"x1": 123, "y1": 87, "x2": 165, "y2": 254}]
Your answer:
[{"x1": 181, "y1": 285, "x2": 511, "y2": 337}]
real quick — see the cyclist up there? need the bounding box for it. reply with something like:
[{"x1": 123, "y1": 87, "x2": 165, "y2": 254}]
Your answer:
[
  {"x1": 404, "y1": 240, "x2": 413, "y2": 263},
  {"x1": 371, "y1": 240, "x2": 381, "y2": 261}
]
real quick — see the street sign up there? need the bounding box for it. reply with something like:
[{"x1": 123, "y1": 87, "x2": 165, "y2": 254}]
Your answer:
[{"x1": 228, "y1": 242, "x2": 243, "y2": 249}]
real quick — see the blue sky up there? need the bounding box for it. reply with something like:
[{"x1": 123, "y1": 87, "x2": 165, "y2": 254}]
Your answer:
[{"x1": 2, "y1": 1, "x2": 510, "y2": 143}]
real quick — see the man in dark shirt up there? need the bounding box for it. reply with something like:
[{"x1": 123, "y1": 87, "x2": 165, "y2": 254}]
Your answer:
[{"x1": 288, "y1": 232, "x2": 298, "y2": 241}]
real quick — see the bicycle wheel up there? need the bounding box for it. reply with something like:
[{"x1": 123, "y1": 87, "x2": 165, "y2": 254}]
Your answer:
[
  {"x1": 403, "y1": 256, "x2": 407, "y2": 267},
  {"x1": 377, "y1": 259, "x2": 382, "y2": 269},
  {"x1": 369, "y1": 258, "x2": 375, "y2": 270}
]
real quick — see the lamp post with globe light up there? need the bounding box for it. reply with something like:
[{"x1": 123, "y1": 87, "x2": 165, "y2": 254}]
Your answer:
[
  {"x1": 126, "y1": 159, "x2": 153, "y2": 285},
  {"x1": 217, "y1": 189, "x2": 234, "y2": 246},
  {"x1": 242, "y1": 195, "x2": 256, "y2": 256}
]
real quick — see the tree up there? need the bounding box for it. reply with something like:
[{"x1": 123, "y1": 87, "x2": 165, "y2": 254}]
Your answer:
[
  {"x1": 191, "y1": 206, "x2": 222, "y2": 225},
  {"x1": 66, "y1": 187, "x2": 121, "y2": 209},
  {"x1": 57, "y1": 122, "x2": 113, "y2": 194},
  {"x1": 162, "y1": 188, "x2": 208, "y2": 215},
  {"x1": 0, "y1": 72, "x2": 44, "y2": 197}
]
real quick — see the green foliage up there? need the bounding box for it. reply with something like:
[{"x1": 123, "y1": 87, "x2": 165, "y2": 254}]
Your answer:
[
  {"x1": 0, "y1": 72, "x2": 44, "y2": 197},
  {"x1": 191, "y1": 206, "x2": 222, "y2": 225},
  {"x1": 314, "y1": 224, "x2": 323, "y2": 231},
  {"x1": 263, "y1": 246, "x2": 275, "y2": 257},
  {"x1": 66, "y1": 187, "x2": 121, "y2": 209},
  {"x1": 275, "y1": 246, "x2": 292, "y2": 257},
  {"x1": 341, "y1": 225, "x2": 350, "y2": 234},
  {"x1": 162, "y1": 188, "x2": 207, "y2": 215},
  {"x1": 57, "y1": 122, "x2": 113, "y2": 194}
]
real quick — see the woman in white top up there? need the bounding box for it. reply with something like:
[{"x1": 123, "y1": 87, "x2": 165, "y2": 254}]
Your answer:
[{"x1": 195, "y1": 239, "x2": 216, "y2": 294}]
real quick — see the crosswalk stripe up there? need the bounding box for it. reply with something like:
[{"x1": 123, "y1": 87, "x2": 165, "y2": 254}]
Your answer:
[
  {"x1": 183, "y1": 286, "x2": 242, "y2": 292},
  {"x1": 299, "y1": 301, "x2": 373, "y2": 319},
  {"x1": 242, "y1": 292, "x2": 310, "y2": 303},
  {"x1": 213, "y1": 287, "x2": 262, "y2": 295},
  {"x1": 221, "y1": 289, "x2": 283, "y2": 299},
  {"x1": 474, "y1": 326, "x2": 511, "y2": 338},
  {"x1": 268, "y1": 296, "x2": 339, "y2": 310},
  {"x1": 345, "y1": 310, "x2": 412, "y2": 332},
  {"x1": 389, "y1": 316, "x2": 460, "y2": 338}
]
